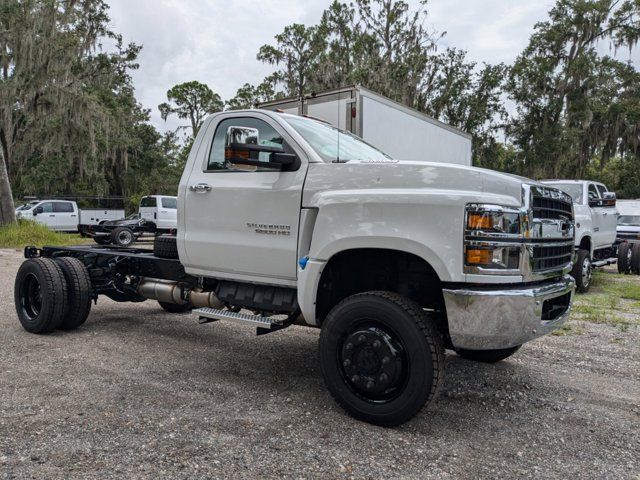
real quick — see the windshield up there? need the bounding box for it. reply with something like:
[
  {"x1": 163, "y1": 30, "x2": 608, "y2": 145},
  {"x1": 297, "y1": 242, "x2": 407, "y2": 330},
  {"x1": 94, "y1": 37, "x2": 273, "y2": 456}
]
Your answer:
[
  {"x1": 618, "y1": 215, "x2": 640, "y2": 226},
  {"x1": 549, "y1": 183, "x2": 583, "y2": 204},
  {"x1": 283, "y1": 115, "x2": 391, "y2": 163},
  {"x1": 17, "y1": 202, "x2": 38, "y2": 211}
]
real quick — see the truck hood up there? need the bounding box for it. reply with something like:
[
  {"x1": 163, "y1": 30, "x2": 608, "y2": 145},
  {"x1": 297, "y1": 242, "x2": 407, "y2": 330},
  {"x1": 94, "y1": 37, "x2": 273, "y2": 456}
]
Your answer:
[{"x1": 303, "y1": 160, "x2": 538, "y2": 208}]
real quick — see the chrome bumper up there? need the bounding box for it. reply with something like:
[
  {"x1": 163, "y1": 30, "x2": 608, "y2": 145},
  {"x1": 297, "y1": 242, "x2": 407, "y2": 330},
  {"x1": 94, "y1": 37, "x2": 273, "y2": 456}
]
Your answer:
[{"x1": 443, "y1": 275, "x2": 575, "y2": 350}]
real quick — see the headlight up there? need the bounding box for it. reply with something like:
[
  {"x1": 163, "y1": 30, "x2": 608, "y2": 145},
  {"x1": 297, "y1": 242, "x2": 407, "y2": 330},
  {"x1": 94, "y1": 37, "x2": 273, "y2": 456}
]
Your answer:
[
  {"x1": 464, "y1": 204, "x2": 523, "y2": 274},
  {"x1": 465, "y1": 245, "x2": 521, "y2": 270},
  {"x1": 466, "y1": 207, "x2": 520, "y2": 234}
]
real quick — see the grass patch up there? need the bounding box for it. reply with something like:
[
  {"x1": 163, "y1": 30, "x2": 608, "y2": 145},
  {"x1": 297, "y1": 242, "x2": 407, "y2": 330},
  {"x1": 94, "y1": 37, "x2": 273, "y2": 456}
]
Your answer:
[
  {"x1": 0, "y1": 219, "x2": 90, "y2": 249},
  {"x1": 552, "y1": 322, "x2": 585, "y2": 336},
  {"x1": 571, "y1": 268, "x2": 640, "y2": 331}
]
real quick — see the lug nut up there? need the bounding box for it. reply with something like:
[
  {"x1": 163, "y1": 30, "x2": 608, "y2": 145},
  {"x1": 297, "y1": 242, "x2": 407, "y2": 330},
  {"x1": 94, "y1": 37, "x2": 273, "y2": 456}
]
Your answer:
[
  {"x1": 382, "y1": 356, "x2": 390, "y2": 365},
  {"x1": 351, "y1": 375, "x2": 360, "y2": 383},
  {"x1": 379, "y1": 373, "x2": 388, "y2": 382},
  {"x1": 343, "y1": 359, "x2": 351, "y2": 367},
  {"x1": 366, "y1": 381, "x2": 375, "y2": 390},
  {"x1": 372, "y1": 340, "x2": 381, "y2": 348},
  {"x1": 345, "y1": 343, "x2": 353, "y2": 351},
  {"x1": 357, "y1": 335, "x2": 366, "y2": 343}
]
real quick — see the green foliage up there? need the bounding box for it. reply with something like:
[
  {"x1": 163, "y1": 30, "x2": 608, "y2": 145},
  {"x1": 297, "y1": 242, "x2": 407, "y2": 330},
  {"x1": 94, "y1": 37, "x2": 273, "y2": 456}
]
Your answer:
[
  {"x1": 0, "y1": 220, "x2": 90, "y2": 248},
  {"x1": 158, "y1": 81, "x2": 224, "y2": 136}
]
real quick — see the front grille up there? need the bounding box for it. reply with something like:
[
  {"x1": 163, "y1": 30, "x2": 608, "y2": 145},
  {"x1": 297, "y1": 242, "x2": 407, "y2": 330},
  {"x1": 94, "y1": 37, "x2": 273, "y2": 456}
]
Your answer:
[
  {"x1": 532, "y1": 196, "x2": 573, "y2": 220},
  {"x1": 618, "y1": 232, "x2": 640, "y2": 241},
  {"x1": 532, "y1": 244, "x2": 573, "y2": 271}
]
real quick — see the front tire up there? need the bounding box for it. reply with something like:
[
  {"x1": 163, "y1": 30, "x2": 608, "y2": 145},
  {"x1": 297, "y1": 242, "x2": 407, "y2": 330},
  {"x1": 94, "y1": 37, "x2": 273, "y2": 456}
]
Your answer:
[
  {"x1": 111, "y1": 227, "x2": 135, "y2": 247},
  {"x1": 571, "y1": 249, "x2": 592, "y2": 293},
  {"x1": 14, "y1": 258, "x2": 68, "y2": 333},
  {"x1": 319, "y1": 291, "x2": 444, "y2": 427},
  {"x1": 631, "y1": 243, "x2": 640, "y2": 275},
  {"x1": 456, "y1": 346, "x2": 521, "y2": 363},
  {"x1": 617, "y1": 242, "x2": 632, "y2": 274}
]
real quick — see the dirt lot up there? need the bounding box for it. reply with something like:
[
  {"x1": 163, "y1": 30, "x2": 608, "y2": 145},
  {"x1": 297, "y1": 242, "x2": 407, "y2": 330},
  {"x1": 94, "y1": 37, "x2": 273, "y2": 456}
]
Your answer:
[{"x1": 1, "y1": 248, "x2": 638, "y2": 479}]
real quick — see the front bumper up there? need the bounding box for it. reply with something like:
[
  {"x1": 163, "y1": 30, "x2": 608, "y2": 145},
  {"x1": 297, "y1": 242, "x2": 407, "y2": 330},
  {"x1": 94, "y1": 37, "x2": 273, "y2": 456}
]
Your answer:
[{"x1": 443, "y1": 275, "x2": 574, "y2": 350}]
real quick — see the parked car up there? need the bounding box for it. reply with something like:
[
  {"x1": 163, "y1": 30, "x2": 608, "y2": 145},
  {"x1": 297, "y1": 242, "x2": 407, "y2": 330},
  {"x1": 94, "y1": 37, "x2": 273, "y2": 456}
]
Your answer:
[
  {"x1": 541, "y1": 180, "x2": 618, "y2": 292},
  {"x1": 14, "y1": 109, "x2": 575, "y2": 427},
  {"x1": 15, "y1": 200, "x2": 79, "y2": 232},
  {"x1": 614, "y1": 200, "x2": 640, "y2": 274}
]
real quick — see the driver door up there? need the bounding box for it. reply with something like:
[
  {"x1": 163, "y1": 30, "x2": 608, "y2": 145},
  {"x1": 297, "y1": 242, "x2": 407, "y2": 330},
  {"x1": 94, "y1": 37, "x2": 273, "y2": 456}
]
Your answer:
[{"x1": 181, "y1": 114, "x2": 308, "y2": 285}]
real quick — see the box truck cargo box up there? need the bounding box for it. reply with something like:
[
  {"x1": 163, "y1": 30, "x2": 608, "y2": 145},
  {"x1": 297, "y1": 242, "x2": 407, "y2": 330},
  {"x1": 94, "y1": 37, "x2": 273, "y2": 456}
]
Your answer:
[{"x1": 258, "y1": 86, "x2": 472, "y2": 166}]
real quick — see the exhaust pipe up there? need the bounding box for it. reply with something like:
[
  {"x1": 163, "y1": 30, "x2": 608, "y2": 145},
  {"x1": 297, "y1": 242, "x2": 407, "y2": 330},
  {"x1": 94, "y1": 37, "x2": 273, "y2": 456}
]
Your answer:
[{"x1": 137, "y1": 278, "x2": 223, "y2": 309}]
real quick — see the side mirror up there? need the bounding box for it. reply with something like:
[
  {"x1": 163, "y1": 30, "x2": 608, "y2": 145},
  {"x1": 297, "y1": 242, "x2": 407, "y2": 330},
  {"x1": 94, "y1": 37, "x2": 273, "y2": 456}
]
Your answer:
[
  {"x1": 224, "y1": 125, "x2": 298, "y2": 170},
  {"x1": 602, "y1": 191, "x2": 616, "y2": 207},
  {"x1": 33, "y1": 206, "x2": 43, "y2": 216}
]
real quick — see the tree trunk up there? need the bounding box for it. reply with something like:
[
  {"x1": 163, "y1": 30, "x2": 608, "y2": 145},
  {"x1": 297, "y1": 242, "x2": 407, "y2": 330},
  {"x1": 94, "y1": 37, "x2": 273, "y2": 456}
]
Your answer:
[{"x1": 0, "y1": 147, "x2": 16, "y2": 226}]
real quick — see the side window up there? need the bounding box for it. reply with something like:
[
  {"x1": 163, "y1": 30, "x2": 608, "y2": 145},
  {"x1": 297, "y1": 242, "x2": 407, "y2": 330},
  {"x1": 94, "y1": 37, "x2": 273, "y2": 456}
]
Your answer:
[
  {"x1": 588, "y1": 184, "x2": 600, "y2": 202},
  {"x1": 140, "y1": 197, "x2": 156, "y2": 208},
  {"x1": 161, "y1": 197, "x2": 177, "y2": 209},
  {"x1": 39, "y1": 202, "x2": 53, "y2": 213},
  {"x1": 53, "y1": 202, "x2": 74, "y2": 213},
  {"x1": 206, "y1": 117, "x2": 286, "y2": 171},
  {"x1": 596, "y1": 185, "x2": 608, "y2": 197}
]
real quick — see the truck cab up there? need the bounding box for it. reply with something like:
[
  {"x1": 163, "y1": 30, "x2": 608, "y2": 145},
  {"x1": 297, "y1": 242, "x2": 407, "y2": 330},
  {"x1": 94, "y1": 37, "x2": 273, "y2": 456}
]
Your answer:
[
  {"x1": 541, "y1": 180, "x2": 618, "y2": 292},
  {"x1": 139, "y1": 195, "x2": 177, "y2": 232}
]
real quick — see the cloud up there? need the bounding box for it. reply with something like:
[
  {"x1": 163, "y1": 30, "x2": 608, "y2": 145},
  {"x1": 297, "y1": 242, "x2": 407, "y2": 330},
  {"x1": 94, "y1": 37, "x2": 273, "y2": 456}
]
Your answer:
[{"x1": 106, "y1": 0, "x2": 639, "y2": 133}]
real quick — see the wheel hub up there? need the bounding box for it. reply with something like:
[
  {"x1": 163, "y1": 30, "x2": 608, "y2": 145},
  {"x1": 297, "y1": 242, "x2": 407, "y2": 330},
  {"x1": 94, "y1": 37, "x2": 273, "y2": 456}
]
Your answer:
[
  {"x1": 340, "y1": 327, "x2": 405, "y2": 400},
  {"x1": 582, "y1": 258, "x2": 592, "y2": 286}
]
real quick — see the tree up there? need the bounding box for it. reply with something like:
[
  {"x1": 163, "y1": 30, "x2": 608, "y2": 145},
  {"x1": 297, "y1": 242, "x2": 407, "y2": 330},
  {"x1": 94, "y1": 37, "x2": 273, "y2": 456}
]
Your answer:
[
  {"x1": 507, "y1": 0, "x2": 640, "y2": 179},
  {"x1": 226, "y1": 79, "x2": 277, "y2": 110},
  {"x1": 158, "y1": 81, "x2": 224, "y2": 137}
]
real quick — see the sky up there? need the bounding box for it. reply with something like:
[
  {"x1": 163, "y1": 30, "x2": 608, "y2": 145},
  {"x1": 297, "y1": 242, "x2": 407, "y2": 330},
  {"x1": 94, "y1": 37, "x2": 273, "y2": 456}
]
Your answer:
[{"x1": 106, "y1": 0, "x2": 639, "y2": 134}]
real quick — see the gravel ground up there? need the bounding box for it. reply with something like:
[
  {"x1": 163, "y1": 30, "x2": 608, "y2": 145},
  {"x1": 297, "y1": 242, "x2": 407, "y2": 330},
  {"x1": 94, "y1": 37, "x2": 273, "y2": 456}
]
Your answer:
[{"x1": 1, "y1": 248, "x2": 638, "y2": 479}]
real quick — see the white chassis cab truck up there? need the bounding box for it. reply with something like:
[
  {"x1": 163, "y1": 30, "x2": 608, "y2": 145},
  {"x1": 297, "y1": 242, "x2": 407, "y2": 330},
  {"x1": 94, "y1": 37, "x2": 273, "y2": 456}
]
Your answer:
[
  {"x1": 14, "y1": 110, "x2": 576, "y2": 426},
  {"x1": 541, "y1": 180, "x2": 618, "y2": 292}
]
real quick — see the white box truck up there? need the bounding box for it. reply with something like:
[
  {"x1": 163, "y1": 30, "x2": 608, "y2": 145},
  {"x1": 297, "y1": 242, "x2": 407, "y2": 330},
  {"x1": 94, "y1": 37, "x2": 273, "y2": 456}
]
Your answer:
[{"x1": 258, "y1": 85, "x2": 472, "y2": 166}]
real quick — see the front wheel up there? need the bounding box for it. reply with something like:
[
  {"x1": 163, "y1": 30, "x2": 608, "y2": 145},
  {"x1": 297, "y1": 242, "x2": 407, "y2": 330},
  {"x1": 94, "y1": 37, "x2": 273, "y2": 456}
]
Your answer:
[
  {"x1": 319, "y1": 291, "x2": 444, "y2": 427},
  {"x1": 617, "y1": 242, "x2": 632, "y2": 274},
  {"x1": 571, "y1": 249, "x2": 592, "y2": 293},
  {"x1": 111, "y1": 227, "x2": 135, "y2": 247},
  {"x1": 456, "y1": 346, "x2": 521, "y2": 363},
  {"x1": 631, "y1": 243, "x2": 640, "y2": 275}
]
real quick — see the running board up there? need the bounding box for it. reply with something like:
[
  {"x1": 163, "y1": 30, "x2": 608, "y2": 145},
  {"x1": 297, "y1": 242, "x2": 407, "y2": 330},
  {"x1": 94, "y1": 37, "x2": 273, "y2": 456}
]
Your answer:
[
  {"x1": 592, "y1": 257, "x2": 617, "y2": 268},
  {"x1": 193, "y1": 307, "x2": 288, "y2": 335}
]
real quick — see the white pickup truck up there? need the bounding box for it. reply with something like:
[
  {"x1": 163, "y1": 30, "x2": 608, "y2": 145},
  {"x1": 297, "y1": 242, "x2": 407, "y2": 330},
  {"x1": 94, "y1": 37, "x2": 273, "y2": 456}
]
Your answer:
[
  {"x1": 541, "y1": 180, "x2": 618, "y2": 292},
  {"x1": 14, "y1": 110, "x2": 576, "y2": 426}
]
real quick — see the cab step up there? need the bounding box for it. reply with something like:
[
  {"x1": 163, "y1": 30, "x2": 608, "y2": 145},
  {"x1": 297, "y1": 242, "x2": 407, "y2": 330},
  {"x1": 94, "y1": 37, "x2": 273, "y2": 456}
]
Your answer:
[
  {"x1": 193, "y1": 307, "x2": 289, "y2": 335},
  {"x1": 592, "y1": 257, "x2": 617, "y2": 268}
]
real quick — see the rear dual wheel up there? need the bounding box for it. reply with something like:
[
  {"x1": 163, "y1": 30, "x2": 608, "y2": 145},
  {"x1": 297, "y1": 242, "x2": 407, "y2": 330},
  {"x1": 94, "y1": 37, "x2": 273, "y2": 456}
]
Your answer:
[
  {"x1": 14, "y1": 257, "x2": 92, "y2": 333},
  {"x1": 631, "y1": 243, "x2": 640, "y2": 275}
]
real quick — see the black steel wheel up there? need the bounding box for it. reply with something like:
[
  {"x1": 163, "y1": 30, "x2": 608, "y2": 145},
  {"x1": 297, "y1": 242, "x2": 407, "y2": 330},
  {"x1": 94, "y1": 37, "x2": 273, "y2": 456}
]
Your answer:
[
  {"x1": 319, "y1": 291, "x2": 444, "y2": 426},
  {"x1": 14, "y1": 258, "x2": 68, "y2": 333},
  {"x1": 617, "y1": 242, "x2": 632, "y2": 274},
  {"x1": 111, "y1": 227, "x2": 135, "y2": 247}
]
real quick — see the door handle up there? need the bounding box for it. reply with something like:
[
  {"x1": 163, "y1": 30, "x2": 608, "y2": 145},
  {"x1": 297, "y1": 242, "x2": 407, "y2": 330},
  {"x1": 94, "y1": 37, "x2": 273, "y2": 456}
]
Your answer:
[
  {"x1": 603, "y1": 212, "x2": 608, "y2": 216},
  {"x1": 49, "y1": 214, "x2": 55, "y2": 217},
  {"x1": 190, "y1": 183, "x2": 212, "y2": 193}
]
